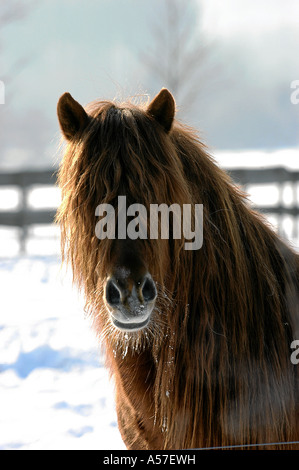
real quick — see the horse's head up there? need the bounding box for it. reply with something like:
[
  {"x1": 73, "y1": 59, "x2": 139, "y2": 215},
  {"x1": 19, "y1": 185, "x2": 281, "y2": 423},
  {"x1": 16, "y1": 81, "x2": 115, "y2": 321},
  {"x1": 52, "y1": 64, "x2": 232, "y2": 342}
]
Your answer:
[{"x1": 56, "y1": 89, "x2": 192, "y2": 335}]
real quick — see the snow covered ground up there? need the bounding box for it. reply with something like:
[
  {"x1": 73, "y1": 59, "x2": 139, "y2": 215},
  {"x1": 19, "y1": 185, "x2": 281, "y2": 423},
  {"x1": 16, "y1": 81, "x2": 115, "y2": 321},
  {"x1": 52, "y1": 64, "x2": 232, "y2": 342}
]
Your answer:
[{"x1": 0, "y1": 255, "x2": 126, "y2": 450}]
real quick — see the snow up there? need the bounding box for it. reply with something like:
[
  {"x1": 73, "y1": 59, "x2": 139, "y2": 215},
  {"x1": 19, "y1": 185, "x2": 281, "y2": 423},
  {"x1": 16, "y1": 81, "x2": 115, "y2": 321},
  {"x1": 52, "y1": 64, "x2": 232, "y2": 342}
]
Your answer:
[{"x1": 0, "y1": 255, "x2": 126, "y2": 450}]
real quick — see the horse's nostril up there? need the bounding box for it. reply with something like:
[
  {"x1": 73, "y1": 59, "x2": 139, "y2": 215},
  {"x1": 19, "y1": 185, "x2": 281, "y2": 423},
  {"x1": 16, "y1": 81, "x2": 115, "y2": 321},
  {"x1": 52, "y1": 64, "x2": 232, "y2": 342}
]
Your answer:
[
  {"x1": 106, "y1": 280, "x2": 121, "y2": 306},
  {"x1": 142, "y1": 277, "x2": 157, "y2": 302}
]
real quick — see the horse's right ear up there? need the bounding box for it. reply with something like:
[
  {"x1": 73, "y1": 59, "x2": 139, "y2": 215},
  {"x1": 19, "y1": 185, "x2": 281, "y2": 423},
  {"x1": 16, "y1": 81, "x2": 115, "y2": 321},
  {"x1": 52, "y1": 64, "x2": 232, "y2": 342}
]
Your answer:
[{"x1": 57, "y1": 92, "x2": 89, "y2": 141}]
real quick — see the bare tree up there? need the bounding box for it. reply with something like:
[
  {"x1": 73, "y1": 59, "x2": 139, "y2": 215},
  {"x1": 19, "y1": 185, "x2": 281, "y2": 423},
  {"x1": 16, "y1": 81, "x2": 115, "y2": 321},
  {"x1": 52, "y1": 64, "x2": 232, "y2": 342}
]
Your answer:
[
  {"x1": 0, "y1": 1, "x2": 36, "y2": 92},
  {"x1": 143, "y1": 0, "x2": 219, "y2": 117}
]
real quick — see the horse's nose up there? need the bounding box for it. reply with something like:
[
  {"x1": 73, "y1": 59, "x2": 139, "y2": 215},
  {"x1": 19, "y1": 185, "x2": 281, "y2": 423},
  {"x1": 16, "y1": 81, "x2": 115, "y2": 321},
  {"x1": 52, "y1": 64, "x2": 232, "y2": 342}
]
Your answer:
[
  {"x1": 105, "y1": 273, "x2": 157, "y2": 308},
  {"x1": 105, "y1": 270, "x2": 157, "y2": 331}
]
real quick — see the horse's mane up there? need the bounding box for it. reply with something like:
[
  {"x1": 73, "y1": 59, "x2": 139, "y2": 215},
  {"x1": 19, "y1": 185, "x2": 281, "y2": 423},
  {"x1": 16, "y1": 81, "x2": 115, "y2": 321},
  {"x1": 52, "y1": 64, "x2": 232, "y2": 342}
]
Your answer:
[{"x1": 57, "y1": 94, "x2": 299, "y2": 449}]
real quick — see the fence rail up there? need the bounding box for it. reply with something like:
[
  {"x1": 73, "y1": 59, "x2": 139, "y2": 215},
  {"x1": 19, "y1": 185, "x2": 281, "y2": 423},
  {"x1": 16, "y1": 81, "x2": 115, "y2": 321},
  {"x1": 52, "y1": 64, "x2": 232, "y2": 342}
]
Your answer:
[{"x1": 0, "y1": 167, "x2": 298, "y2": 253}]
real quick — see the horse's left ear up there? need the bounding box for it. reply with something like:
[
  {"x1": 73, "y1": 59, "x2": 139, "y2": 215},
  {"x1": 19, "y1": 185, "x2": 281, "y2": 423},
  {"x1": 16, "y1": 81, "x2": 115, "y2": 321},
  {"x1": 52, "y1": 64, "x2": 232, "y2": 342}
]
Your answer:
[
  {"x1": 147, "y1": 88, "x2": 175, "y2": 133},
  {"x1": 57, "y1": 92, "x2": 89, "y2": 141}
]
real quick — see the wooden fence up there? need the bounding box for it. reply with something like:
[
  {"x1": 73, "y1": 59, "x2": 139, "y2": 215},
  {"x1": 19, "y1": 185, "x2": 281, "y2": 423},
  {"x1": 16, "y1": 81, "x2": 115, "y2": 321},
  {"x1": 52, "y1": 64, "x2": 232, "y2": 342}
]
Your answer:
[
  {"x1": 0, "y1": 169, "x2": 58, "y2": 252},
  {"x1": 0, "y1": 167, "x2": 298, "y2": 253}
]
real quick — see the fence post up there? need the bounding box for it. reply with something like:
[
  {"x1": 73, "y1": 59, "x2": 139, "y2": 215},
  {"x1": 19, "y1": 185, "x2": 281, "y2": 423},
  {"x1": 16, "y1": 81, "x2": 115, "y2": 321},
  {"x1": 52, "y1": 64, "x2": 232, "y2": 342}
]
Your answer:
[{"x1": 19, "y1": 179, "x2": 29, "y2": 254}]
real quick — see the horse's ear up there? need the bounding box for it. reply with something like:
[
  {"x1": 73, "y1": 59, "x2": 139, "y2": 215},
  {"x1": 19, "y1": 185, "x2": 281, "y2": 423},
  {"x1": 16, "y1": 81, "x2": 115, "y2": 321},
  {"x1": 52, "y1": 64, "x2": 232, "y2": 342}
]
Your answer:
[
  {"x1": 147, "y1": 88, "x2": 175, "y2": 132},
  {"x1": 57, "y1": 92, "x2": 89, "y2": 140}
]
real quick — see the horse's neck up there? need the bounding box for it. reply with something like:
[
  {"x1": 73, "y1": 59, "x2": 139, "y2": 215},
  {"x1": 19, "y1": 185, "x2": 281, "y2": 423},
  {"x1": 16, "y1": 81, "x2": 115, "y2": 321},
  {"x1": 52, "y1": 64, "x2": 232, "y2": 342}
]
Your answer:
[{"x1": 111, "y1": 349, "x2": 155, "y2": 403}]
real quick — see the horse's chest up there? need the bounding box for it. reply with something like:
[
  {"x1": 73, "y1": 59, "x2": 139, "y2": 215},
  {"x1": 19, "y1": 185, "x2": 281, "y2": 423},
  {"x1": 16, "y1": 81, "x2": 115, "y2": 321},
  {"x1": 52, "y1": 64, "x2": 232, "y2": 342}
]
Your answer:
[{"x1": 113, "y1": 354, "x2": 163, "y2": 449}]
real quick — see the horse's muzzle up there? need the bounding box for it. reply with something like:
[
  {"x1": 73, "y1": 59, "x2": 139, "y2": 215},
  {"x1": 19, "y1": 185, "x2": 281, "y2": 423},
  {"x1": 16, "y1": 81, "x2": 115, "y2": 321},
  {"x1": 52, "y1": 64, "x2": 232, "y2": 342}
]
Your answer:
[{"x1": 105, "y1": 270, "x2": 157, "y2": 331}]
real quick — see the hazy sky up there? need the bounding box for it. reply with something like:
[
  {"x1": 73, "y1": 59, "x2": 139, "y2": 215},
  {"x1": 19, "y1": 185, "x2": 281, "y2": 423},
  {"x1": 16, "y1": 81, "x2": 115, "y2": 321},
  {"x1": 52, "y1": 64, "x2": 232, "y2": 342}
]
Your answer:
[{"x1": 0, "y1": 0, "x2": 299, "y2": 169}]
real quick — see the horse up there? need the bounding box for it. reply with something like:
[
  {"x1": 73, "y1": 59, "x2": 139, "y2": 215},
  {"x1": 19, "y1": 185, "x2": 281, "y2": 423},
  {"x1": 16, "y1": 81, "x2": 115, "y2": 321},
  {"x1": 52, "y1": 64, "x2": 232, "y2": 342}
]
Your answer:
[{"x1": 56, "y1": 88, "x2": 299, "y2": 450}]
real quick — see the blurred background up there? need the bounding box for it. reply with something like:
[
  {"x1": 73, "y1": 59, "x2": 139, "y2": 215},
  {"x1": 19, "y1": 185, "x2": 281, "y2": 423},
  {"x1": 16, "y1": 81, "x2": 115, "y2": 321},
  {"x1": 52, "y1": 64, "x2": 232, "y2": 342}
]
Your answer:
[{"x1": 0, "y1": 0, "x2": 298, "y2": 450}]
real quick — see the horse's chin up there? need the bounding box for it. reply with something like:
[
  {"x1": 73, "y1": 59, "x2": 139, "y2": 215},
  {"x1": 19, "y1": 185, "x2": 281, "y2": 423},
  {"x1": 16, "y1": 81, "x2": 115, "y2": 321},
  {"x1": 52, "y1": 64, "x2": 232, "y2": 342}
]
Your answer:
[
  {"x1": 111, "y1": 316, "x2": 150, "y2": 332},
  {"x1": 107, "y1": 302, "x2": 155, "y2": 332}
]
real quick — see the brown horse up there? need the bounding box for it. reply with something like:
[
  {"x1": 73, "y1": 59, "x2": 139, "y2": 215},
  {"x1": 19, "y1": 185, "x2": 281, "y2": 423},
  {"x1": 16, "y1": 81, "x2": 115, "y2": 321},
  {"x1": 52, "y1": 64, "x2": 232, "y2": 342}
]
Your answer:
[{"x1": 56, "y1": 88, "x2": 299, "y2": 450}]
